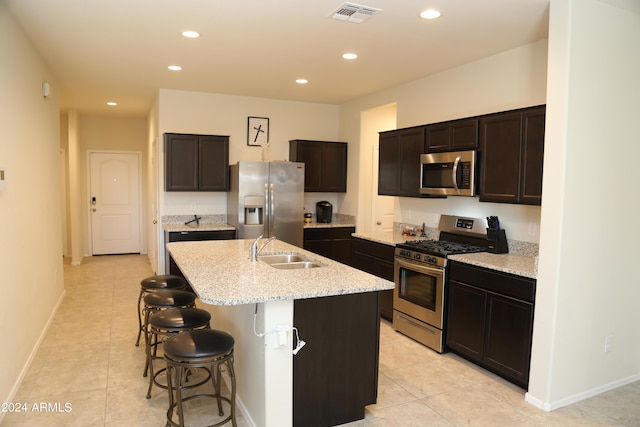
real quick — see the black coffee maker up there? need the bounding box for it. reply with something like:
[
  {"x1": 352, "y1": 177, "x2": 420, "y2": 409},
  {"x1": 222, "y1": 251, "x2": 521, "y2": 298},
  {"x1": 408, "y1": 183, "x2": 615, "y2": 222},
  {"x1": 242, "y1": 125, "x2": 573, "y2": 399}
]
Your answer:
[{"x1": 316, "y1": 201, "x2": 333, "y2": 223}]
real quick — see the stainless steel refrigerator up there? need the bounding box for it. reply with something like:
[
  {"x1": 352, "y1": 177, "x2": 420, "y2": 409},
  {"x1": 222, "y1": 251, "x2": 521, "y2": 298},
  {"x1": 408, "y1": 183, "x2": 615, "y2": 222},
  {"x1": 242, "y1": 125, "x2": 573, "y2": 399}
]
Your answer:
[{"x1": 227, "y1": 161, "x2": 305, "y2": 247}]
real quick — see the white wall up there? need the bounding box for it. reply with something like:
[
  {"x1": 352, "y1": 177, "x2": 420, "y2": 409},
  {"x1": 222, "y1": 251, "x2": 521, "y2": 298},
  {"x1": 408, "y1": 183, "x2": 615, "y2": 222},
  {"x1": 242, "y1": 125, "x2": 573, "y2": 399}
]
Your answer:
[
  {"x1": 156, "y1": 89, "x2": 341, "y2": 219},
  {"x1": 339, "y1": 39, "x2": 548, "y2": 242},
  {"x1": 0, "y1": 2, "x2": 65, "y2": 411},
  {"x1": 528, "y1": 0, "x2": 640, "y2": 409},
  {"x1": 76, "y1": 115, "x2": 148, "y2": 256},
  {"x1": 200, "y1": 300, "x2": 295, "y2": 427}
]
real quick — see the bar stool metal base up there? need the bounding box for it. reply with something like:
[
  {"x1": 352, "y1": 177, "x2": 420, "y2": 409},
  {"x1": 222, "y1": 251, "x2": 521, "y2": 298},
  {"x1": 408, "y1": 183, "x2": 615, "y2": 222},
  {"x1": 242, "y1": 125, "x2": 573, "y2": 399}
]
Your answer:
[
  {"x1": 145, "y1": 308, "x2": 211, "y2": 399},
  {"x1": 142, "y1": 290, "x2": 197, "y2": 378},
  {"x1": 136, "y1": 275, "x2": 187, "y2": 346},
  {"x1": 164, "y1": 330, "x2": 237, "y2": 427}
]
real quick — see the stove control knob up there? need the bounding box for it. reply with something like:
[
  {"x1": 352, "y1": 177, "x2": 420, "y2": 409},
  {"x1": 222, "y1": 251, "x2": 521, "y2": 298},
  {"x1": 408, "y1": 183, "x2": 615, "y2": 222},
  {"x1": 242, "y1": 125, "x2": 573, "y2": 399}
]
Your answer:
[{"x1": 414, "y1": 253, "x2": 421, "y2": 261}]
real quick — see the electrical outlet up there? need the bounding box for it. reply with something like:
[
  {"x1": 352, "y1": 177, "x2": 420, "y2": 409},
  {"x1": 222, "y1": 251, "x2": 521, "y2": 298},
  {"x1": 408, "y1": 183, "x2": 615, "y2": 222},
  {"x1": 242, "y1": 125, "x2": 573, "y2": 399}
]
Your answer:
[
  {"x1": 405, "y1": 210, "x2": 412, "y2": 220},
  {"x1": 528, "y1": 222, "x2": 537, "y2": 236},
  {"x1": 604, "y1": 335, "x2": 614, "y2": 353},
  {"x1": 190, "y1": 203, "x2": 197, "y2": 212}
]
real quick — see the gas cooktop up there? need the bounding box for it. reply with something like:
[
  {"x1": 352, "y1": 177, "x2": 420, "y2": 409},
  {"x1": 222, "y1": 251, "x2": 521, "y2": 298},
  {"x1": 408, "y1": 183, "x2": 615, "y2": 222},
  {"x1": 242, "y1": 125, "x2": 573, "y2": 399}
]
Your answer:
[{"x1": 397, "y1": 239, "x2": 487, "y2": 258}]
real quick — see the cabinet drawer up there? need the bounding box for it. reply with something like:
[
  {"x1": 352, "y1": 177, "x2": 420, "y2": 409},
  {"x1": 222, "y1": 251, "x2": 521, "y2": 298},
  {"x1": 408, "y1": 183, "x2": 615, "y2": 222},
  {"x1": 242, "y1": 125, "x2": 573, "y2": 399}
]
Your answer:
[
  {"x1": 352, "y1": 238, "x2": 395, "y2": 260},
  {"x1": 449, "y1": 261, "x2": 535, "y2": 303},
  {"x1": 168, "y1": 230, "x2": 236, "y2": 242},
  {"x1": 304, "y1": 227, "x2": 354, "y2": 241}
]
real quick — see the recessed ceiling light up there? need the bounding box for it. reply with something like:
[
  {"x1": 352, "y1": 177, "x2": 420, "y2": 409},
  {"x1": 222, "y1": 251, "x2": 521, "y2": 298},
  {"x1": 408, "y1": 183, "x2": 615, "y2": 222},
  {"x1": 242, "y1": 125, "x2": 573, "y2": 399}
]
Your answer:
[
  {"x1": 419, "y1": 9, "x2": 441, "y2": 19},
  {"x1": 181, "y1": 30, "x2": 200, "y2": 38},
  {"x1": 106, "y1": 102, "x2": 117, "y2": 106},
  {"x1": 342, "y1": 53, "x2": 358, "y2": 60},
  {"x1": 296, "y1": 79, "x2": 309, "y2": 85},
  {"x1": 168, "y1": 65, "x2": 183, "y2": 71}
]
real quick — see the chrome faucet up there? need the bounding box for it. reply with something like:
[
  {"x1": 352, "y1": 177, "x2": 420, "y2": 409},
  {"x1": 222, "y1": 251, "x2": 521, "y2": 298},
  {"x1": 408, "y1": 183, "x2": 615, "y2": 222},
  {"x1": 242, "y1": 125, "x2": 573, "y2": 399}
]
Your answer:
[
  {"x1": 249, "y1": 234, "x2": 277, "y2": 262},
  {"x1": 258, "y1": 236, "x2": 277, "y2": 256},
  {"x1": 249, "y1": 234, "x2": 263, "y2": 261}
]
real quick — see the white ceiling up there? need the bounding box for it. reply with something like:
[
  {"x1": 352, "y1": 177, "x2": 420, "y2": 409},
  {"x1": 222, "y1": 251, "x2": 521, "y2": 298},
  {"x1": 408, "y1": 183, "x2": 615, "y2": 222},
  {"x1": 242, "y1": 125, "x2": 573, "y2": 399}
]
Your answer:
[{"x1": 5, "y1": 0, "x2": 549, "y2": 117}]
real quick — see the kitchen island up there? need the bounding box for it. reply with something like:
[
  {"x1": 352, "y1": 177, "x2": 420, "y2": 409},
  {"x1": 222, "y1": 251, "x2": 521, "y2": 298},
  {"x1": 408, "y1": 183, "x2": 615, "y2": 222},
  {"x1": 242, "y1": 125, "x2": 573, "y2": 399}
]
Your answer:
[{"x1": 166, "y1": 238, "x2": 394, "y2": 427}]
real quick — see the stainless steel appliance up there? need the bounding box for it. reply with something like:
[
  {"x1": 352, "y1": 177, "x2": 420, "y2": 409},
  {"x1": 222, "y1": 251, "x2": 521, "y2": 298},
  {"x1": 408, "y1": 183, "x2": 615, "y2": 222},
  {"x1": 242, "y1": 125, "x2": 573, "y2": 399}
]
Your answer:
[
  {"x1": 420, "y1": 150, "x2": 477, "y2": 196},
  {"x1": 393, "y1": 215, "x2": 487, "y2": 352},
  {"x1": 228, "y1": 161, "x2": 305, "y2": 247},
  {"x1": 315, "y1": 201, "x2": 332, "y2": 223}
]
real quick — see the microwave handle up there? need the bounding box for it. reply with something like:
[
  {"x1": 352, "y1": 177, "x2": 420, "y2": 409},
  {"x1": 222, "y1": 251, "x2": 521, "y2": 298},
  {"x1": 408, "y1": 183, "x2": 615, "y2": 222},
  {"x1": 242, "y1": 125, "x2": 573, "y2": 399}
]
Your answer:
[{"x1": 452, "y1": 155, "x2": 461, "y2": 194}]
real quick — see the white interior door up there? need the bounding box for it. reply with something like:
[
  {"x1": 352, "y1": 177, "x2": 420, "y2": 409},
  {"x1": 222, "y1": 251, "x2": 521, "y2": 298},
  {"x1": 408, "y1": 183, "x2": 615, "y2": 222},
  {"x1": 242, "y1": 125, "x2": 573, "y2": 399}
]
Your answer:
[
  {"x1": 372, "y1": 145, "x2": 394, "y2": 232},
  {"x1": 90, "y1": 152, "x2": 141, "y2": 255}
]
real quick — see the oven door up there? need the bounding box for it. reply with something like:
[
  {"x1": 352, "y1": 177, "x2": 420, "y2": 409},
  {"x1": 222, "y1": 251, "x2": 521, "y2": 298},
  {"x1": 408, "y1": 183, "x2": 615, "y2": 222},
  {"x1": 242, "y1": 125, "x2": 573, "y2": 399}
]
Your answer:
[{"x1": 393, "y1": 257, "x2": 444, "y2": 329}]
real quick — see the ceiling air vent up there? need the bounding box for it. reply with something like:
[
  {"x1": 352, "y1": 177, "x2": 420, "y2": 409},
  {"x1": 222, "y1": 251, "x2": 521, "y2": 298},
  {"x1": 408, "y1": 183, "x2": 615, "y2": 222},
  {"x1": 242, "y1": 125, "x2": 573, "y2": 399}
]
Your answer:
[{"x1": 330, "y1": 3, "x2": 381, "y2": 23}]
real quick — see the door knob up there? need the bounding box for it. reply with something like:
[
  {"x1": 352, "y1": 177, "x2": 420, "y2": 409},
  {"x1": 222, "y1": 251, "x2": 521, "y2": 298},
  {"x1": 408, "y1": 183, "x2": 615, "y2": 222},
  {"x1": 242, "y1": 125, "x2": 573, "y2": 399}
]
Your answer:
[
  {"x1": 377, "y1": 221, "x2": 382, "y2": 225},
  {"x1": 92, "y1": 208, "x2": 96, "y2": 212}
]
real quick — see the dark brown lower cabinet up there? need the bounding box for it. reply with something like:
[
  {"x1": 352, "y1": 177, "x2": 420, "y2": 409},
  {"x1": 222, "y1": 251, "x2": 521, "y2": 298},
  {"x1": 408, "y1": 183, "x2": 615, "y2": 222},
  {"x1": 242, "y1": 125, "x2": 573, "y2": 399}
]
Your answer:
[
  {"x1": 351, "y1": 237, "x2": 395, "y2": 321},
  {"x1": 447, "y1": 261, "x2": 535, "y2": 389},
  {"x1": 303, "y1": 227, "x2": 355, "y2": 266},
  {"x1": 293, "y1": 291, "x2": 380, "y2": 427}
]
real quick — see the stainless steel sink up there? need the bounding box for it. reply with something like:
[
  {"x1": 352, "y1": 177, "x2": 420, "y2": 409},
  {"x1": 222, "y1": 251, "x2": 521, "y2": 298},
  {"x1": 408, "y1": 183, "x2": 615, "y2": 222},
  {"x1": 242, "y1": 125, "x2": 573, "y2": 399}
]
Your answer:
[{"x1": 258, "y1": 252, "x2": 325, "y2": 269}]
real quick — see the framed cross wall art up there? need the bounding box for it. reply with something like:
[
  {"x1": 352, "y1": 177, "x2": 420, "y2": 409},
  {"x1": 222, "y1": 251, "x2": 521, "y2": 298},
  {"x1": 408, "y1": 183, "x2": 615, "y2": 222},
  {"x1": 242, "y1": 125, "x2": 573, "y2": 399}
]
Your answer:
[{"x1": 247, "y1": 117, "x2": 269, "y2": 146}]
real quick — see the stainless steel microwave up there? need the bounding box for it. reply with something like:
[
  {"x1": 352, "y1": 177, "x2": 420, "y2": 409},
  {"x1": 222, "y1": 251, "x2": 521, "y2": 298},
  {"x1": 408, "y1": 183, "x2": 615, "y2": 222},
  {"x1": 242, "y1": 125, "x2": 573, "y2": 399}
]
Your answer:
[{"x1": 420, "y1": 150, "x2": 477, "y2": 196}]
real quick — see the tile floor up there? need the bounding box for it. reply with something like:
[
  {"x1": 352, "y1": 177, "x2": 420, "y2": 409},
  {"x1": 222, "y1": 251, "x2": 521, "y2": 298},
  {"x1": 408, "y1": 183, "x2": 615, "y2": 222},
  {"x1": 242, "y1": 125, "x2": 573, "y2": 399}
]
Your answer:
[{"x1": 3, "y1": 254, "x2": 639, "y2": 426}]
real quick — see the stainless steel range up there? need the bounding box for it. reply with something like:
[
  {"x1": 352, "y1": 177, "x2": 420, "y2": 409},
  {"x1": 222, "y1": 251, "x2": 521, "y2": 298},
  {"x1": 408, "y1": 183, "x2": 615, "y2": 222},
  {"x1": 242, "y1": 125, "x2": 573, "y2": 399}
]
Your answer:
[{"x1": 393, "y1": 215, "x2": 488, "y2": 352}]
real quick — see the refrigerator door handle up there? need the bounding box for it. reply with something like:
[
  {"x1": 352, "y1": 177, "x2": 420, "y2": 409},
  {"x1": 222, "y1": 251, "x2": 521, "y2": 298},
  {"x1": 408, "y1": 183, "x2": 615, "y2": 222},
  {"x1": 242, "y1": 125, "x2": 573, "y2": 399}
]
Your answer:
[
  {"x1": 269, "y1": 183, "x2": 275, "y2": 237},
  {"x1": 263, "y1": 183, "x2": 269, "y2": 237}
]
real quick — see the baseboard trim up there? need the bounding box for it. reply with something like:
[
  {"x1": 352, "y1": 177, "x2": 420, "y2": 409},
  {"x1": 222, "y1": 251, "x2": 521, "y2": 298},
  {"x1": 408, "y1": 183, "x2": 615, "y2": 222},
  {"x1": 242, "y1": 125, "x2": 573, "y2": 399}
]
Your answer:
[
  {"x1": 525, "y1": 373, "x2": 640, "y2": 411},
  {"x1": 0, "y1": 289, "x2": 66, "y2": 423}
]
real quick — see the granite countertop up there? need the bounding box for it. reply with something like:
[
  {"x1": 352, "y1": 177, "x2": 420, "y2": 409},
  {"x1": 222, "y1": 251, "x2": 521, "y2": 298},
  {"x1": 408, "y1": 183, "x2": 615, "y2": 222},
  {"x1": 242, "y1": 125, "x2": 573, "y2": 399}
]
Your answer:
[
  {"x1": 163, "y1": 223, "x2": 236, "y2": 232},
  {"x1": 304, "y1": 214, "x2": 356, "y2": 229},
  {"x1": 352, "y1": 230, "x2": 415, "y2": 246},
  {"x1": 162, "y1": 214, "x2": 235, "y2": 233},
  {"x1": 352, "y1": 230, "x2": 538, "y2": 279},
  {"x1": 166, "y1": 239, "x2": 394, "y2": 306},
  {"x1": 448, "y1": 252, "x2": 537, "y2": 279}
]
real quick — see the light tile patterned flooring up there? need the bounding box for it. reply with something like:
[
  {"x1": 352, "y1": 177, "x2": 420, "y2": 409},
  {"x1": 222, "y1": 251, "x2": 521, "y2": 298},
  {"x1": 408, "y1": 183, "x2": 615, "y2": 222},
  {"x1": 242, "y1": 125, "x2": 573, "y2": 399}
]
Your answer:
[{"x1": 3, "y1": 254, "x2": 639, "y2": 426}]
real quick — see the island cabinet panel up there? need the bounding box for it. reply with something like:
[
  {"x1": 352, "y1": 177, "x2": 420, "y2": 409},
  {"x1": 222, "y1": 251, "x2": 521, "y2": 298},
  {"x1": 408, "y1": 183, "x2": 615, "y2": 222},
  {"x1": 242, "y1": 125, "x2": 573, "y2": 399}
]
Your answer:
[
  {"x1": 165, "y1": 133, "x2": 229, "y2": 191},
  {"x1": 378, "y1": 127, "x2": 426, "y2": 197},
  {"x1": 166, "y1": 230, "x2": 236, "y2": 277},
  {"x1": 351, "y1": 237, "x2": 395, "y2": 321},
  {"x1": 303, "y1": 227, "x2": 354, "y2": 266},
  {"x1": 479, "y1": 106, "x2": 545, "y2": 205},
  {"x1": 293, "y1": 291, "x2": 380, "y2": 427},
  {"x1": 447, "y1": 261, "x2": 535, "y2": 389},
  {"x1": 289, "y1": 140, "x2": 348, "y2": 192}
]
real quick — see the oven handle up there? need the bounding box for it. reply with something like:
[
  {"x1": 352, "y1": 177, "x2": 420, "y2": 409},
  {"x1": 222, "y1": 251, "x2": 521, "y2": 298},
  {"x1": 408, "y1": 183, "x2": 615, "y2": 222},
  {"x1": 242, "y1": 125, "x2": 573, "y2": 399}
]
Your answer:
[
  {"x1": 395, "y1": 257, "x2": 444, "y2": 279},
  {"x1": 452, "y1": 155, "x2": 461, "y2": 195}
]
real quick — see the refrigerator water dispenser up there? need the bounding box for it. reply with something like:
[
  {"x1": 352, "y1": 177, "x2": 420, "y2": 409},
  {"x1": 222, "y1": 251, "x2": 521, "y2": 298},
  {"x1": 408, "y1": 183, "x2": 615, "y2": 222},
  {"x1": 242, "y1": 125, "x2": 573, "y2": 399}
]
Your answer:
[{"x1": 244, "y1": 196, "x2": 264, "y2": 225}]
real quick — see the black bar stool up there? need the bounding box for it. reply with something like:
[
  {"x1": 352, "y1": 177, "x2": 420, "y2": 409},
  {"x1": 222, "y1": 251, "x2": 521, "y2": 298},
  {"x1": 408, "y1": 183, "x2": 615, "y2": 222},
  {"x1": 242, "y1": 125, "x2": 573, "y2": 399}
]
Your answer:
[
  {"x1": 145, "y1": 307, "x2": 212, "y2": 399},
  {"x1": 164, "y1": 329, "x2": 237, "y2": 427},
  {"x1": 136, "y1": 274, "x2": 188, "y2": 346},
  {"x1": 142, "y1": 289, "x2": 197, "y2": 377}
]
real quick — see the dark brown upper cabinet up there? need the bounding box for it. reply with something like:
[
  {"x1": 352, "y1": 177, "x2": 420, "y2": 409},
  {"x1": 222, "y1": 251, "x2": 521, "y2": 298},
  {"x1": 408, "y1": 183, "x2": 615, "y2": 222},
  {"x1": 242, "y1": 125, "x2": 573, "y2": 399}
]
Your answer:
[
  {"x1": 425, "y1": 118, "x2": 479, "y2": 152},
  {"x1": 378, "y1": 127, "x2": 426, "y2": 198},
  {"x1": 479, "y1": 106, "x2": 545, "y2": 205},
  {"x1": 165, "y1": 133, "x2": 229, "y2": 191},
  {"x1": 289, "y1": 140, "x2": 348, "y2": 192}
]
